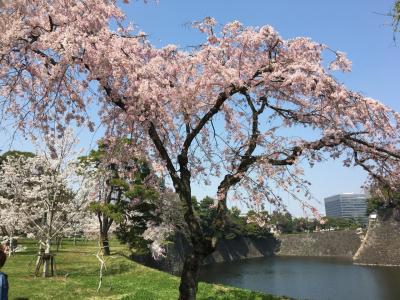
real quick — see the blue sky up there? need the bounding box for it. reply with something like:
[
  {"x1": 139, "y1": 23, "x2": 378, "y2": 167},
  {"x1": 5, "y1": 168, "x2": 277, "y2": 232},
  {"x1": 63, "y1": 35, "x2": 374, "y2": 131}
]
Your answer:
[{"x1": 1, "y1": 0, "x2": 399, "y2": 216}]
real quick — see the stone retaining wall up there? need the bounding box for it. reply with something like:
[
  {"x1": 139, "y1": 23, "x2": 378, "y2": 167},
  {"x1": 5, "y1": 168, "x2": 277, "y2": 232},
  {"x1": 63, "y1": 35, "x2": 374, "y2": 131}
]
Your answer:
[
  {"x1": 354, "y1": 209, "x2": 400, "y2": 266},
  {"x1": 277, "y1": 230, "x2": 362, "y2": 257},
  {"x1": 132, "y1": 233, "x2": 278, "y2": 275},
  {"x1": 205, "y1": 235, "x2": 278, "y2": 264},
  {"x1": 132, "y1": 230, "x2": 364, "y2": 274},
  {"x1": 132, "y1": 223, "x2": 400, "y2": 273}
]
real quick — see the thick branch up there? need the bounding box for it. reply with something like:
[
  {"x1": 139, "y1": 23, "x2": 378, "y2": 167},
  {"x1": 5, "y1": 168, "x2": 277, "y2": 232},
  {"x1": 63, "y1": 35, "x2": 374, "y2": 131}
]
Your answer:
[
  {"x1": 148, "y1": 122, "x2": 180, "y2": 188},
  {"x1": 182, "y1": 86, "x2": 241, "y2": 154},
  {"x1": 213, "y1": 93, "x2": 265, "y2": 238},
  {"x1": 258, "y1": 133, "x2": 351, "y2": 166},
  {"x1": 346, "y1": 136, "x2": 400, "y2": 160},
  {"x1": 217, "y1": 94, "x2": 268, "y2": 194}
]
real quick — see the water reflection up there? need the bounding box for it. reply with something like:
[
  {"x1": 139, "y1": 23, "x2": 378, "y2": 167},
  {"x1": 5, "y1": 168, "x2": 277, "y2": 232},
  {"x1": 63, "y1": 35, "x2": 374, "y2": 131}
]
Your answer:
[{"x1": 199, "y1": 256, "x2": 400, "y2": 300}]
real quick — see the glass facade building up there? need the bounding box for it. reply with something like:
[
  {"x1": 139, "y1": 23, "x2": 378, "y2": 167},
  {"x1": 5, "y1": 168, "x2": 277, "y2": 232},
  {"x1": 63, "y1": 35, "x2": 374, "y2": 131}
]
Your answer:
[{"x1": 324, "y1": 193, "x2": 368, "y2": 225}]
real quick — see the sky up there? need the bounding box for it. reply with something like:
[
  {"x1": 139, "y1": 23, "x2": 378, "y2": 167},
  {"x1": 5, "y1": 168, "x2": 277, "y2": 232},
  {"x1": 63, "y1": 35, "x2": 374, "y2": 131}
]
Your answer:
[{"x1": 1, "y1": 0, "x2": 399, "y2": 216}]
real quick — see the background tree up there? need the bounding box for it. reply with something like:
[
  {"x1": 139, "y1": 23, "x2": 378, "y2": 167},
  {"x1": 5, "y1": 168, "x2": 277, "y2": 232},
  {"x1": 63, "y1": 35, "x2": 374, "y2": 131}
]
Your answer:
[
  {"x1": 80, "y1": 142, "x2": 126, "y2": 256},
  {"x1": 0, "y1": 132, "x2": 91, "y2": 277},
  {"x1": 2, "y1": 2, "x2": 400, "y2": 298},
  {"x1": 192, "y1": 198, "x2": 273, "y2": 240},
  {"x1": 80, "y1": 139, "x2": 162, "y2": 256},
  {"x1": 0, "y1": 151, "x2": 35, "y2": 166},
  {"x1": 142, "y1": 192, "x2": 187, "y2": 259},
  {"x1": 0, "y1": 151, "x2": 35, "y2": 255},
  {"x1": 366, "y1": 182, "x2": 400, "y2": 220},
  {"x1": 270, "y1": 212, "x2": 294, "y2": 234},
  {"x1": 114, "y1": 158, "x2": 162, "y2": 254}
]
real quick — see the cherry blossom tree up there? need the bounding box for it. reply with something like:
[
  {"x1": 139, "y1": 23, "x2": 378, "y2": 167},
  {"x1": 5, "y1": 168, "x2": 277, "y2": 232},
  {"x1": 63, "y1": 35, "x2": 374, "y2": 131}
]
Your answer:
[
  {"x1": 0, "y1": 132, "x2": 92, "y2": 277},
  {"x1": 0, "y1": 151, "x2": 35, "y2": 256},
  {"x1": 0, "y1": 200, "x2": 29, "y2": 256},
  {"x1": 2, "y1": 1, "x2": 400, "y2": 298}
]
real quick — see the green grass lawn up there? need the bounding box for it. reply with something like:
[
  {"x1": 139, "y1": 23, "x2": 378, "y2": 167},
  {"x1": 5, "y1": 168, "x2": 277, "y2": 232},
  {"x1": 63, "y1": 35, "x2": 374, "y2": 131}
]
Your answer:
[{"x1": 2, "y1": 239, "x2": 289, "y2": 300}]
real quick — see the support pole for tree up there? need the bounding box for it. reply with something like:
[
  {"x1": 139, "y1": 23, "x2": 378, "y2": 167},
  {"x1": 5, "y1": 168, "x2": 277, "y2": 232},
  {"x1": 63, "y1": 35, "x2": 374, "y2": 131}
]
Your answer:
[{"x1": 34, "y1": 249, "x2": 56, "y2": 277}]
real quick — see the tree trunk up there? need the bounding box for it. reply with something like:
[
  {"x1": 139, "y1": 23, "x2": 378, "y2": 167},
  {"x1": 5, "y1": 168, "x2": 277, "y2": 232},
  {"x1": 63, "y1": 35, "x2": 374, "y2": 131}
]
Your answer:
[
  {"x1": 43, "y1": 239, "x2": 51, "y2": 277},
  {"x1": 100, "y1": 232, "x2": 110, "y2": 256},
  {"x1": 175, "y1": 154, "x2": 223, "y2": 299},
  {"x1": 178, "y1": 251, "x2": 204, "y2": 300},
  {"x1": 176, "y1": 175, "x2": 215, "y2": 299},
  {"x1": 8, "y1": 236, "x2": 13, "y2": 257},
  {"x1": 56, "y1": 237, "x2": 62, "y2": 252}
]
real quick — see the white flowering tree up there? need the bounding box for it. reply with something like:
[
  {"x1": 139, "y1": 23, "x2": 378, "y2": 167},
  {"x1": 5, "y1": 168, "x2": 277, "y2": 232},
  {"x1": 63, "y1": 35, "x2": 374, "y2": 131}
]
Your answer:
[
  {"x1": 0, "y1": 201, "x2": 28, "y2": 256},
  {"x1": 0, "y1": 151, "x2": 35, "y2": 256},
  {"x1": 0, "y1": 132, "x2": 92, "y2": 277}
]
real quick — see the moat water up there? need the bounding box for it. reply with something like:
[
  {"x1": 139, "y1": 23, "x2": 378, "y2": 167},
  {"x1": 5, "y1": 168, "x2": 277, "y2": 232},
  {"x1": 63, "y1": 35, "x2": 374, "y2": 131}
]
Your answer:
[{"x1": 199, "y1": 256, "x2": 400, "y2": 300}]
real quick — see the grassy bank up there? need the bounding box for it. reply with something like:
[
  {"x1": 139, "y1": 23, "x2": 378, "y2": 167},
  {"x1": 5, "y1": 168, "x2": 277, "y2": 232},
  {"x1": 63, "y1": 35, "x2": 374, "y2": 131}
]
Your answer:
[{"x1": 2, "y1": 239, "x2": 288, "y2": 300}]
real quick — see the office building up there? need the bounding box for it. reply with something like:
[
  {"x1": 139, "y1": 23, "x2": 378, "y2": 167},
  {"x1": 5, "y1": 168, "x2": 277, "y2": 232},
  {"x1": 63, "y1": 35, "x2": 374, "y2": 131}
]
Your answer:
[{"x1": 324, "y1": 193, "x2": 368, "y2": 224}]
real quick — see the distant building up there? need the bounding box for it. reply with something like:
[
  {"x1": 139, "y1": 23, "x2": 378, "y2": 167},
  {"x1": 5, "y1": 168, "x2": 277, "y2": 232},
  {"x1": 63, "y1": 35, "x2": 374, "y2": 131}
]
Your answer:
[{"x1": 324, "y1": 193, "x2": 368, "y2": 225}]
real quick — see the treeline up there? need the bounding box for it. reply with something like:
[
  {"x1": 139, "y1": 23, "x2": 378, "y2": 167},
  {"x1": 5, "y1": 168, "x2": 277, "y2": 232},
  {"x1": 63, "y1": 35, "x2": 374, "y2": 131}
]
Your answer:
[
  {"x1": 270, "y1": 212, "x2": 364, "y2": 233},
  {"x1": 367, "y1": 189, "x2": 400, "y2": 215},
  {"x1": 193, "y1": 196, "x2": 364, "y2": 238},
  {"x1": 129, "y1": 196, "x2": 364, "y2": 248}
]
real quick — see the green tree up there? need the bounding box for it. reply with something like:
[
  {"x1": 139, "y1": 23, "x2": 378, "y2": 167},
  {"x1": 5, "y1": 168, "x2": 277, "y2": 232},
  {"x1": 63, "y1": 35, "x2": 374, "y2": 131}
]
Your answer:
[
  {"x1": 80, "y1": 139, "x2": 158, "y2": 255},
  {"x1": 366, "y1": 185, "x2": 400, "y2": 215},
  {"x1": 270, "y1": 211, "x2": 294, "y2": 234},
  {"x1": 115, "y1": 164, "x2": 160, "y2": 254}
]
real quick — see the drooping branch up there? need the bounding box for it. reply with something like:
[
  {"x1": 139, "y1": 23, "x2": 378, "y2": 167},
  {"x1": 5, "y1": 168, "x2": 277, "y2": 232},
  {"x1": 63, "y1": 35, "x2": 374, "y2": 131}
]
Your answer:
[{"x1": 262, "y1": 96, "x2": 328, "y2": 125}]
